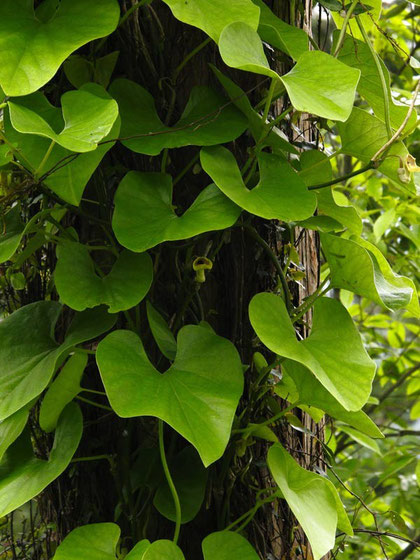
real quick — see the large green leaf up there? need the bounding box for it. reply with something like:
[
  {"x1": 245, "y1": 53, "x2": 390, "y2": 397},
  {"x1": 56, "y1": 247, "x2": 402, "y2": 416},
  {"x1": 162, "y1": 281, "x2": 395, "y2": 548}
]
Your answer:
[
  {"x1": 202, "y1": 531, "x2": 260, "y2": 559},
  {"x1": 53, "y1": 523, "x2": 120, "y2": 560},
  {"x1": 96, "y1": 326, "x2": 243, "y2": 466},
  {"x1": 321, "y1": 233, "x2": 419, "y2": 316},
  {"x1": 338, "y1": 107, "x2": 415, "y2": 193},
  {"x1": 200, "y1": 145, "x2": 316, "y2": 221},
  {"x1": 9, "y1": 85, "x2": 118, "y2": 153},
  {"x1": 249, "y1": 294, "x2": 376, "y2": 411},
  {"x1": 0, "y1": 301, "x2": 116, "y2": 421},
  {"x1": 0, "y1": 403, "x2": 82, "y2": 517},
  {"x1": 55, "y1": 242, "x2": 153, "y2": 312},
  {"x1": 281, "y1": 51, "x2": 360, "y2": 122},
  {"x1": 39, "y1": 352, "x2": 87, "y2": 433},
  {"x1": 336, "y1": 34, "x2": 418, "y2": 134},
  {"x1": 153, "y1": 446, "x2": 208, "y2": 523},
  {"x1": 109, "y1": 79, "x2": 247, "y2": 156},
  {"x1": 277, "y1": 361, "x2": 383, "y2": 438},
  {"x1": 253, "y1": 0, "x2": 308, "y2": 60},
  {"x1": 0, "y1": 206, "x2": 25, "y2": 263},
  {"x1": 112, "y1": 172, "x2": 241, "y2": 253},
  {"x1": 0, "y1": 0, "x2": 120, "y2": 96},
  {"x1": 0, "y1": 407, "x2": 29, "y2": 463},
  {"x1": 268, "y1": 443, "x2": 352, "y2": 560},
  {"x1": 161, "y1": 0, "x2": 260, "y2": 42},
  {"x1": 4, "y1": 96, "x2": 120, "y2": 205},
  {"x1": 141, "y1": 540, "x2": 185, "y2": 560}
]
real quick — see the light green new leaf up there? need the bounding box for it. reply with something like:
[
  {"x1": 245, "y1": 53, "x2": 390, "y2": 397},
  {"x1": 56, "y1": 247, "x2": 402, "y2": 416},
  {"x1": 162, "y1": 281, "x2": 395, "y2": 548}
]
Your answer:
[
  {"x1": 0, "y1": 403, "x2": 82, "y2": 517},
  {"x1": 253, "y1": 0, "x2": 308, "y2": 60},
  {"x1": 112, "y1": 172, "x2": 241, "y2": 253},
  {"x1": 142, "y1": 540, "x2": 185, "y2": 560},
  {"x1": 298, "y1": 151, "x2": 362, "y2": 234},
  {"x1": 321, "y1": 233, "x2": 419, "y2": 315},
  {"x1": 96, "y1": 326, "x2": 243, "y2": 466},
  {"x1": 109, "y1": 79, "x2": 247, "y2": 156},
  {"x1": 219, "y1": 23, "x2": 279, "y2": 79},
  {"x1": 153, "y1": 446, "x2": 208, "y2": 523},
  {"x1": 0, "y1": 0, "x2": 120, "y2": 96},
  {"x1": 9, "y1": 85, "x2": 119, "y2": 153},
  {"x1": 278, "y1": 361, "x2": 383, "y2": 438},
  {"x1": 0, "y1": 407, "x2": 29, "y2": 463},
  {"x1": 55, "y1": 242, "x2": 153, "y2": 312},
  {"x1": 249, "y1": 294, "x2": 376, "y2": 411},
  {"x1": 0, "y1": 206, "x2": 25, "y2": 263},
  {"x1": 202, "y1": 531, "x2": 260, "y2": 559},
  {"x1": 146, "y1": 302, "x2": 177, "y2": 361},
  {"x1": 0, "y1": 301, "x2": 116, "y2": 421},
  {"x1": 4, "y1": 94, "x2": 120, "y2": 205},
  {"x1": 268, "y1": 443, "x2": 352, "y2": 560},
  {"x1": 53, "y1": 523, "x2": 120, "y2": 560},
  {"x1": 161, "y1": 0, "x2": 260, "y2": 42},
  {"x1": 337, "y1": 425, "x2": 382, "y2": 455},
  {"x1": 332, "y1": 0, "x2": 382, "y2": 41},
  {"x1": 338, "y1": 107, "x2": 415, "y2": 193},
  {"x1": 336, "y1": 34, "x2": 418, "y2": 134},
  {"x1": 0, "y1": 143, "x2": 12, "y2": 166},
  {"x1": 281, "y1": 51, "x2": 360, "y2": 122},
  {"x1": 126, "y1": 541, "x2": 152, "y2": 559},
  {"x1": 39, "y1": 353, "x2": 87, "y2": 433},
  {"x1": 200, "y1": 145, "x2": 316, "y2": 221}
]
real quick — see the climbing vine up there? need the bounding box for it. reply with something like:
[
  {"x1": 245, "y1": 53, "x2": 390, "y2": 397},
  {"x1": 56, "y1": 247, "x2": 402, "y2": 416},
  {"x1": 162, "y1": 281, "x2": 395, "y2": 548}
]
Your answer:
[{"x1": 0, "y1": 0, "x2": 419, "y2": 559}]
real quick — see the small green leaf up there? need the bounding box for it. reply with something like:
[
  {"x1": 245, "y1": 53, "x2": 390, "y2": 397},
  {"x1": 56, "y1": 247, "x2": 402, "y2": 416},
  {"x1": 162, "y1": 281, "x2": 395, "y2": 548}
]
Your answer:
[
  {"x1": 9, "y1": 84, "x2": 119, "y2": 153},
  {"x1": 202, "y1": 531, "x2": 260, "y2": 559},
  {"x1": 109, "y1": 79, "x2": 247, "y2": 156},
  {"x1": 112, "y1": 171, "x2": 241, "y2": 253},
  {"x1": 39, "y1": 353, "x2": 87, "y2": 433},
  {"x1": 0, "y1": 0, "x2": 120, "y2": 96},
  {"x1": 281, "y1": 51, "x2": 360, "y2": 122},
  {"x1": 249, "y1": 293, "x2": 376, "y2": 411},
  {"x1": 141, "y1": 540, "x2": 185, "y2": 560},
  {"x1": 161, "y1": 0, "x2": 260, "y2": 42},
  {"x1": 337, "y1": 425, "x2": 382, "y2": 454},
  {"x1": 96, "y1": 326, "x2": 243, "y2": 466},
  {"x1": 268, "y1": 443, "x2": 353, "y2": 560},
  {"x1": 146, "y1": 302, "x2": 177, "y2": 361},
  {"x1": 55, "y1": 242, "x2": 153, "y2": 313},
  {"x1": 10, "y1": 271, "x2": 26, "y2": 290},
  {"x1": 0, "y1": 302, "x2": 116, "y2": 421},
  {"x1": 153, "y1": 446, "x2": 208, "y2": 523},
  {"x1": 0, "y1": 206, "x2": 25, "y2": 264},
  {"x1": 53, "y1": 523, "x2": 121, "y2": 560},
  {"x1": 0, "y1": 403, "x2": 82, "y2": 517},
  {"x1": 0, "y1": 407, "x2": 29, "y2": 463},
  {"x1": 200, "y1": 145, "x2": 316, "y2": 221}
]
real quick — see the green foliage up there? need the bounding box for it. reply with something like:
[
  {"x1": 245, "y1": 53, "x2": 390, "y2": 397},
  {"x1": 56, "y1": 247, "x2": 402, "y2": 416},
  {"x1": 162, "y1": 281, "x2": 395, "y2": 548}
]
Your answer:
[{"x1": 0, "y1": 0, "x2": 419, "y2": 559}]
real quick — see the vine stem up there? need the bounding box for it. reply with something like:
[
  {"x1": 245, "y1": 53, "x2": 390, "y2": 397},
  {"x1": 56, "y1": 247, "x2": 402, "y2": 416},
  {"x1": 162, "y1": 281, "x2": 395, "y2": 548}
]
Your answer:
[
  {"x1": 356, "y1": 15, "x2": 392, "y2": 139},
  {"x1": 307, "y1": 161, "x2": 376, "y2": 190},
  {"x1": 158, "y1": 419, "x2": 182, "y2": 544},
  {"x1": 118, "y1": 0, "x2": 150, "y2": 27},
  {"x1": 172, "y1": 37, "x2": 212, "y2": 82},
  {"x1": 261, "y1": 78, "x2": 277, "y2": 131},
  {"x1": 333, "y1": 0, "x2": 360, "y2": 57},
  {"x1": 35, "y1": 140, "x2": 55, "y2": 178}
]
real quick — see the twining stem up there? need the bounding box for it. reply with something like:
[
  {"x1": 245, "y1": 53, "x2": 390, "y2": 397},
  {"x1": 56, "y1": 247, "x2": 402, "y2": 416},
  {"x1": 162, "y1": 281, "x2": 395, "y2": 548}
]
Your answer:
[
  {"x1": 356, "y1": 16, "x2": 392, "y2": 139},
  {"x1": 172, "y1": 37, "x2": 212, "y2": 83},
  {"x1": 261, "y1": 78, "x2": 277, "y2": 130},
  {"x1": 158, "y1": 419, "x2": 182, "y2": 544},
  {"x1": 333, "y1": 0, "x2": 360, "y2": 57},
  {"x1": 307, "y1": 161, "x2": 376, "y2": 190},
  {"x1": 291, "y1": 275, "x2": 331, "y2": 323},
  {"x1": 71, "y1": 454, "x2": 112, "y2": 463},
  {"x1": 35, "y1": 140, "x2": 56, "y2": 178},
  {"x1": 118, "y1": 0, "x2": 150, "y2": 27},
  {"x1": 76, "y1": 395, "x2": 113, "y2": 412}
]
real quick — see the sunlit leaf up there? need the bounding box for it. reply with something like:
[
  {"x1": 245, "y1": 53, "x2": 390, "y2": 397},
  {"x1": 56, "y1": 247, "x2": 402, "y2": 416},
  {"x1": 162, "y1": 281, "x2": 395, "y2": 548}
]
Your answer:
[{"x1": 202, "y1": 531, "x2": 260, "y2": 559}]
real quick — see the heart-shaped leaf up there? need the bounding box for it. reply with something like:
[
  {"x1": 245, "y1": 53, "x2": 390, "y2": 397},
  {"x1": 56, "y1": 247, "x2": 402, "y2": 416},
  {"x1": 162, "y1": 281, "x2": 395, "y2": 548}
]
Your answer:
[
  {"x1": 55, "y1": 242, "x2": 153, "y2": 312},
  {"x1": 0, "y1": 301, "x2": 116, "y2": 421},
  {"x1": 200, "y1": 145, "x2": 316, "y2": 221},
  {"x1": 0, "y1": 0, "x2": 120, "y2": 96},
  {"x1": 112, "y1": 171, "x2": 241, "y2": 253},
  {"x1": 268, "y1": 443, "x2": 352, "y2": 560},
  {"x1": 0, "y1": 206, "x2": 25, "y2": 263},
  {"x1": 277, "y1": 361, "x2": 383, "y2": 438},
  {"x1": 96, "y1": 326, "x2": 243, "y2": 466},
  {"x1": 109, "y1": 79, "x2": 247, "y2": 156},
  {"x1": 0, "y1": 402, "x2": 82, "y2": 517},
  {"x1": 249, "y1": 293, "x2": 376, "y2": 411},
  {"x1": 338, "y1": 107, "x2": 415, "y2": 193},
  {"x1": 39, "y1": 352, "x2": 87, "y2": 433},
  {"x1": 161, "y1": 0, "x2": 260, "y2": 42},
  {"x1": 202, "y1": 531, "x2": 260, "y2": 559},
  {"x1": 252, "y1": 0, "x2": 308, "y2": 60},
  {"x1": 321, "y1": 233, "x2": 419, "y2": 316},
  {"x1": 4, "y1": 94, "x2": 120, "y2": 205},
  {"x1": 141, "y1": 540, "x2": 185, "y2": 560},
  {"x1": 9, "y1": 84, "x2": 119, "y2": 153},
  {"x1": 281, "y1": 51, "x2": 360, "y2": 122},
  {"x1": 154, "y1": 446, "x2": 208, "y2": 523},
  {"x1": 0, "y1": 407, "x2": 29, "y2": 463}
]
